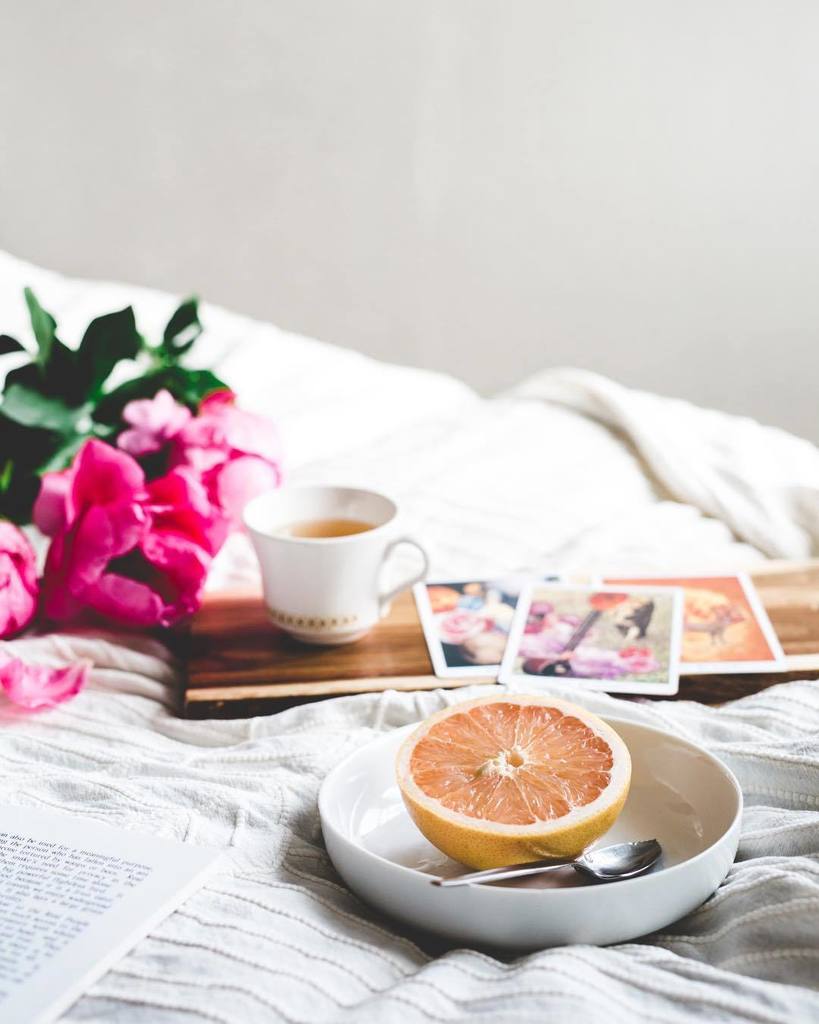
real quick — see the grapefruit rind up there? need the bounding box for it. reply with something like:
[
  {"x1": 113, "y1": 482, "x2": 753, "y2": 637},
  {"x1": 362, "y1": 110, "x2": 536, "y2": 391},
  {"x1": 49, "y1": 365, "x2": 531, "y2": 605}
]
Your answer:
[{"x1": 396, "y1": 695, "x2": 631, "y2": 869}]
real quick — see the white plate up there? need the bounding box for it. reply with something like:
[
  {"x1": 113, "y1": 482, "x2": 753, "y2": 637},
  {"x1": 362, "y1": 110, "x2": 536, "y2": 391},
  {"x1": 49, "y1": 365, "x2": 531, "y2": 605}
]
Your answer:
[{"x1": 319, "y1": 717, "x2": 742, "y2": 950}]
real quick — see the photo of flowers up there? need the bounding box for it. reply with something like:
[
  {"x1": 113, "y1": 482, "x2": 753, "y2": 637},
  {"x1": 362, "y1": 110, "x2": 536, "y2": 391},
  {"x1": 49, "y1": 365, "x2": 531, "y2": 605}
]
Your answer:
[
  {"x1": 603, "y1": 573, "x2": 786, "y2": 674},
  {"x1": 499, "y1": 583, "x2": 683, "y2": 695},
  {"x1": 414, "y1": 575, "x2": 559, "y2": 678}
]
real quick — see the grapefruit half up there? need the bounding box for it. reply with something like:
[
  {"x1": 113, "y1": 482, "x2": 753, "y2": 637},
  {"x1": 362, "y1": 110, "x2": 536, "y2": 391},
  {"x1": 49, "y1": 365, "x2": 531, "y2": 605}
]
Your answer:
[{"x1": 396, "y1": 694, "x2": 631, "y2": 869}]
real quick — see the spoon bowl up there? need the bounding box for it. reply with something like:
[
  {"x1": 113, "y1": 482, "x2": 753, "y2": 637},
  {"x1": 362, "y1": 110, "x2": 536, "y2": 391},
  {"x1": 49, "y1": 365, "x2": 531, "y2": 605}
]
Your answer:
[{"x1": 574, "y1": 839, "x2": 663, "y2": 881}]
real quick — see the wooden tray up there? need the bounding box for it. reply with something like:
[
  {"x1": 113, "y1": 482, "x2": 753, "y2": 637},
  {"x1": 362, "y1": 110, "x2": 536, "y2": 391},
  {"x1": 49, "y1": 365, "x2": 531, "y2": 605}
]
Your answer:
[
  {"x1": 181, "y1": 589, "x2": 465, "y2": 718},
  {"x1": 180, "y1": 561, "x2": 819, "y2": 718}
]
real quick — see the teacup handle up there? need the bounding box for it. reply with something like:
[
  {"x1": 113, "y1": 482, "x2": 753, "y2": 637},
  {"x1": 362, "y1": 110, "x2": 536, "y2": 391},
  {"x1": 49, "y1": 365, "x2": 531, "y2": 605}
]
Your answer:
[{"x1": 379, "y1": 537, "x2": 430, "y2": 616}]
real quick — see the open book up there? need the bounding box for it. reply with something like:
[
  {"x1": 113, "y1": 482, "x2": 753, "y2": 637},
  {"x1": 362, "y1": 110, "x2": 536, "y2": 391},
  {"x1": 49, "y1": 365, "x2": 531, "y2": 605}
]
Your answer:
[{"x1": 0, "y1": 804, "x2": 220, "y2": 1023}]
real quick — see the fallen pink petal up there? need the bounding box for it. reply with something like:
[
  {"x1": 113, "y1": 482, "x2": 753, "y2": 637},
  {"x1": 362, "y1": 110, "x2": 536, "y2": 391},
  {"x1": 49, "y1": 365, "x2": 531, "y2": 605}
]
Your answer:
[{"x1": 0, "y1": 652, "x2": 90, "y2": 710}]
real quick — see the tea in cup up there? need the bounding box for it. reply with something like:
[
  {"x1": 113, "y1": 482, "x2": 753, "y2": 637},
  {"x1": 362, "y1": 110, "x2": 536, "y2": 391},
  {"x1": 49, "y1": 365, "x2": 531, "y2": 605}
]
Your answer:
[{"x1": 243, "y1": 485, "x2": 429, "y2": 645}]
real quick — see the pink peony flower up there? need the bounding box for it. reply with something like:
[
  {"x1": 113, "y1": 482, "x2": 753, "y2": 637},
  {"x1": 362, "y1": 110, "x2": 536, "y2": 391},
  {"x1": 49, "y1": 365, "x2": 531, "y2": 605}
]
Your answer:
[
  {"x1": 568, "y1": 647, "x2": 627, "y2": 679},
  {"x1": 436, "y1": 609, "x2": 489, "y2": 645},
  {"x1": 0, "y1": 522, "x2": 39, "y2": 639},
  {"x1": 35, "y1": 387, "x2": 280, "y2": 628},
  {"x1": 171, "y1": 391, "x2": 282, "y2": 526},
  {"x1": 0, "y1": 651, "x2": 89, "y2": 709},
  {"x1": 617, "y1": 645, "x2": 659, "y2": 674},
  {"x1": 39, "y1": 439, "x2": 212, "y2": 628},
  {"x1": 518, "y1": 625, "x2": 572, "y2": 660},
  {"x1": 524, "y1": 602, "x2": 563, "y2": 633},
  {"x1": 118, "y1": 388, "x2": 192, "y2": 457}
]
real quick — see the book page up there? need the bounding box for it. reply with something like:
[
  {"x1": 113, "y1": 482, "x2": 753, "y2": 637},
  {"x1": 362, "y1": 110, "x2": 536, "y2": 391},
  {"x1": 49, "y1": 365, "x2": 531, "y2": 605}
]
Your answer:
[{"x1": 0, "y1": 805, "x2": 220, "y2": 1024}]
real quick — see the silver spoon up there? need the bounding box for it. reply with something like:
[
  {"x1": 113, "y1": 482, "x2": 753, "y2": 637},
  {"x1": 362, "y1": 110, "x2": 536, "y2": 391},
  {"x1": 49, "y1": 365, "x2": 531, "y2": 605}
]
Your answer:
[{"x1": 432, "y1": 839, "x2": 662, "y2": 887}]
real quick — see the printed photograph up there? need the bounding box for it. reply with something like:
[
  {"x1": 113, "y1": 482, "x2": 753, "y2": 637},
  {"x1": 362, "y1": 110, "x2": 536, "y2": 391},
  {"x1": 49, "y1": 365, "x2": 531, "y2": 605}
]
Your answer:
[
  {"x1": 414, "y1": 575, "x2": 559, "y2": 678},
  {"x1": 604, "y1": 574, "x2": 786, "y2": 674},
  {"x1": 499, "y1": 584, "x2": 682, "y2": 695}
]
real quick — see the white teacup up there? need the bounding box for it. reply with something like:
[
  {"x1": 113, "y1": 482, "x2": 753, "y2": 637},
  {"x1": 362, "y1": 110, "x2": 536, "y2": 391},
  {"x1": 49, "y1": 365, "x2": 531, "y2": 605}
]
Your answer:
[{"x1": 243, "y1": 485, "x2": 430, "y2": 645}]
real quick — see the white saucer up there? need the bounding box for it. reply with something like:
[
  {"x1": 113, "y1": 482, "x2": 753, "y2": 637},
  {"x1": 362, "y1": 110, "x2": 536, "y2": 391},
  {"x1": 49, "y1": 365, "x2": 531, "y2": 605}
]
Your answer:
[{"x1": 319, "y1": 716, "x2": 742, "y2": 950}]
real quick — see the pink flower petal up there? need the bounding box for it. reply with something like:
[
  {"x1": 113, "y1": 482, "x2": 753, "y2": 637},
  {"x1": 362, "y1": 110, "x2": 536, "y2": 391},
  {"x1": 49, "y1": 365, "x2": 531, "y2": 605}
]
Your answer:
[
  {"x1": 84, "y1": 572, "x2": 166, "y2": 627},
  {"x1": 139, "y1": 531, "x2": 211, "y2": 625},
  {"x1": 211, "y1": 455, "x2": 282, "y2": 526},
  {"x1": 39, "y1": 533, "x2": 83, "y2": 621},
  {"x1": 42, "y1": 502, "x2": 149, "y2": 621},
  {"x1": 198, "y1": 389, "x2": 237, "y2": 412},
  {"x1": 0, "y1": 523, "x2": 38, "y2": 593},
  {"x1": 0, "y1": 554, "x2": 37, "y2": 637},
  {"x1": 71, "y1": 439, "x2": 145, "y2": 513},
  {"x1": 0, "y1": 523, "x2": 39, "y2": 639},
  {"x1": 174, "y1": 393, "x2": 282, "y2": 467},
  {"x1": 227, "y1": 412, "x2": 282, "y2": 466},
  {"x1": 117, "y1": 427, "x2": 155, "y2": 457},
  {"x1": 146, "y1": 468, "x2": 229, "y2": 557},
  {"x1": 119, "y1": 389, "x2": 192, "y2": 456},
  {"x1": 172, "y1": 442, "x2": 226, "y2": 475},
  {"x1": 171, "y1": 420, "x2": 229, "y2": 471},
  {"x1": 84, "y1": 534, "x2": 210, "y2": 628},
  {"x1": 33, "y1": 469, "x2": 74, "y2": 536},
  {"x1": 0, "y1": 652, "x2": 89, "y2": 710},
  {"x1": 69, "y1": 502, "x2": 149, "y2": 590}
]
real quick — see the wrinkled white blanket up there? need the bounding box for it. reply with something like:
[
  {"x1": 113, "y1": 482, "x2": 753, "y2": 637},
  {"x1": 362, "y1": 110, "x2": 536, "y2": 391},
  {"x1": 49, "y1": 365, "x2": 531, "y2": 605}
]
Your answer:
[{"x1": 1, "y1": 250, "x2": 818, "y2": 1023}]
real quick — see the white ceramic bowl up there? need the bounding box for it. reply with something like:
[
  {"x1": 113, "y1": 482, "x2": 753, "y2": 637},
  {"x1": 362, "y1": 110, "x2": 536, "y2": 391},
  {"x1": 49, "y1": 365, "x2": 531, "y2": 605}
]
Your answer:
[{"x1": 319, "y1": 717, "x2": 742, "y2": 950}]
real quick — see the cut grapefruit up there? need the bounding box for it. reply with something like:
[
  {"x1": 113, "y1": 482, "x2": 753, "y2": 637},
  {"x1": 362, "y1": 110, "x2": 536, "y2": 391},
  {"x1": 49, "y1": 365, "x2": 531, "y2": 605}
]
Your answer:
[{"x1": 396, "y1": 695, "x2": 631, "y2": 869}]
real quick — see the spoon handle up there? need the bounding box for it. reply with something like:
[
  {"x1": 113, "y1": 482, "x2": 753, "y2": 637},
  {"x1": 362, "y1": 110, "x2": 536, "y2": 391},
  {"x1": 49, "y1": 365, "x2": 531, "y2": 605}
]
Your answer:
[{"x1": 432, "y1": 856, "x2": 573, "y2": 887}]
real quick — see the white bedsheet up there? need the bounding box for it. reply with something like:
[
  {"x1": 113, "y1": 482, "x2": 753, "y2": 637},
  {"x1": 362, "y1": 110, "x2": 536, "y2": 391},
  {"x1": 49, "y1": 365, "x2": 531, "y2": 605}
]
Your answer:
[{"x1": 1, "y1": 249, "x2": 818, "y2": 1023}]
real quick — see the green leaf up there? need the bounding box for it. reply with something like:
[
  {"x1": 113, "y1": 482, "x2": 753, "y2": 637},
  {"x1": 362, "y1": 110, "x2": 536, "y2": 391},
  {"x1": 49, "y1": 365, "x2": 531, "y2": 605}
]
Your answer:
[
  {"x1": 37, "y1": 432, "x2": 90, "y2": 473},
  {"x1": 76, "y1": 306, "x2": 142, "y2": 396},
  {"x1": 21, "y1": 287, "x2": 82, "y2": 401},
  {"x1": 1, "y1": 382, "x2": 87, "y2": 433},
  {"x1": 0, "y1": 335, "x2": 25, "y2": 356},
  {"x1": 0, "y1": 458, "x2": 13, "y2": 492},
  {"x1": 3, "y1": 362, "x2": 42, "y2": 391},
  {"x1": 0, "y1": 466, "x2": 41, "y2": 524},
  {"x1": 0, "y1": 413, "x2": 66, "y2": 523},
  {"x1": 24, "y1": 286, "x2": 58, "y2": 365},
  {"x1": 94, "y1": 365, "x2": 227, "y2": 425},
  {"x1": 160, "y1": 297, "x2": 202, "y2": 360},
  {"x1": 167, "y1": 366, "x2": 226, "y2": 406},
  {"x1": 0, "y1": 411, "x2": 64, "y2": 466}
]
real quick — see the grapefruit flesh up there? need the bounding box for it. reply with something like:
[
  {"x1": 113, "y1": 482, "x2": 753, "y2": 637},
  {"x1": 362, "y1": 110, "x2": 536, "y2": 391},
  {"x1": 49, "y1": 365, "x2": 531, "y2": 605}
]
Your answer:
[{"x1": 396, "y1": 695, "x2": 631, "y2": 869}]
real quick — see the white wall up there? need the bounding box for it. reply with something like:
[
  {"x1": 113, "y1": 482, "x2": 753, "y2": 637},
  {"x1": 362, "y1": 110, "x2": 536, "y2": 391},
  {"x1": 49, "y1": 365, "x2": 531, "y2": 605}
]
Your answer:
[{"x1": 2, "y1": 1, "x2": 818, "y2": 440}]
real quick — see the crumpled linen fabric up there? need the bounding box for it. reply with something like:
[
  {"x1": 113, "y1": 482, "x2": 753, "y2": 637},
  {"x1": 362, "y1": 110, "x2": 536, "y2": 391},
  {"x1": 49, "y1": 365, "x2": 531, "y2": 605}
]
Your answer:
[
  {"x1": 1, "y1": 249, "x2": 818, "y2": 1022},
  {"x1": 512, "y1": 367, "x2": 819, "y2": 562}
]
